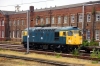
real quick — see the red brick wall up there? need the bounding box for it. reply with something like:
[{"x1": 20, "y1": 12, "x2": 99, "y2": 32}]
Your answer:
[
  {"x1": 0, "y1": 13, "x2": 6, "y2": 41},
  {"x1": 30, "y1": 4, "x2": 100, "y2": 41}
]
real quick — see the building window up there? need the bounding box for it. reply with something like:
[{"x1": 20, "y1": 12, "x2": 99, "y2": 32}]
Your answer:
[
  {"x1": 21, "y1": 31, "x2": 23, "y2": 38},
  {"x1": 9, "y1": 21, "x2": 11, "y2": 26},
  {"x1": 95, "y1": 30, "x2": 100, "y2": 40},
  {"x1": 17, "y1": 31, "x2": 19, "y2": 38},
  {"x1": 17, "y1": 20, "x2": 20, "y2": 25},
  {"x1": 86, "y1": 30, "x2": 90, "y2": 40},
  {"x1": 2, "y1": 31, "x2": 4, "y2": 38},
  {"x1": 36, "y1": 19, "x2": 38, "y2": 25},
  {"x1": 2, "y1": 20, "x2": 4, "y2": 26},
  {"x1": 13, "y1": 31, "x2": 15, "y2": 38},
  {"x1": 46, "y1": 17, "x2": 49, "y2": 24},
  {"x1": 22, "y1": 20, "x2": 24, "y2": 25},
  {"x1": 13, "y1": 20, "x2": 16, "y2": 25},
  {"x1": 71, "y1": 15, "x2": 75, "y2": 23},
  {"x1": 78, "y1": 13, "x2": 83, "y2": 22},
  {"x1": 51, "y1": 17, "x2": 54, "y2": 24},
  {"x1": 10, "y1": 31, "x2": 11, "y2": 38},
  {"x1": 40, "y1": 18, "x2": 44, "y2": 25},
  {"x1": 87, "y1": 14, "x2": 91, "y2": 22},
  {"x1": 96, "y1": 13, "x2": 100, "y2": 21},
  {"x1": 58, "y1": 16, "x2": 61, "y2": 24},
  {"x1": 64, "y1": 16, "x2": 67, "y2": 23}
]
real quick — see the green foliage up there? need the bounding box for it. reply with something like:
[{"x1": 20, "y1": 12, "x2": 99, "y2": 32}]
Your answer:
[
  {"x1": 90, "y1": 49, "x2": 100, "y2": 59},
  {"x1": 92, "y1": 61, "x2": 98, "y2": 64},
  {"x1": 90, "y1": 49, "x2": 97, "y2": 58},
  {"x1": 54, "y1": 51, "x2": 62, "y2": 58},
  {"x1": 72, "y1": 48, "x2": 79, "y2": 56},
  {"x1": 0, "y1": 48, "x2": 2, "y2": 50},
  {"x1": 82, "y1": 39, "x2": 98, "y2": 46},
  {"x1": 90, "y1": 49, "x2": 100, "y2": 64},
  {"x1": 89, "y1": 39, "x2": 98, "y2": 46},
  {"x1": 19, "y1": 62, "x2": 24, "y2": 65},
  {"x1": 82, "y1": 40, "x2": 90, "y2": 46}
]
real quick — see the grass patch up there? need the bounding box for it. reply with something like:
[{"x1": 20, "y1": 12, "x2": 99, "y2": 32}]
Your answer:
[
  {"x1": 54, "y1": 51, "x2": 62, "y2": 58},
  {"x1": 0, "y1": 41, "x2": 21, "y2": 44},
  {"x1": 92, "y1": 60, "x2": 99, "y2": 64},
  {"x1": 0, "y1": 50, "x2": 100, "y2": 66}
]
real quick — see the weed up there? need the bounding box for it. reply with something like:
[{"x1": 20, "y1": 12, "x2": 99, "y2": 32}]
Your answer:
[
  {"x1": 90, "y1": 49, "x2": 97, "y2": 58},
  {"x1": 0, "y1": 48, "x2": 2, "y2": 50},
  {"x1": 54, "y1": 51, "x2": 62, "y2": 58},
  {"x1": 82, "y1": 39, "x2": 98, "y2": 46},
  {"x1": 19, "y1": 62, "x2": 24, "y2": 65},
  {"x1": 92, "y1": 60, "x2": 98, "y2": 64},
  {"x1": 72, "y1": 48, "x2": 79, "y2": 56}
]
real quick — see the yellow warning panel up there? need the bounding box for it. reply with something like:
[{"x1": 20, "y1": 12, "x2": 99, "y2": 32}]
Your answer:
[
  {"x1": 59, "y1": 31, "x2": 63, "y2": 36},
  {"x1": 22, "y1": 31, "x2": 27, "y2": 36}
]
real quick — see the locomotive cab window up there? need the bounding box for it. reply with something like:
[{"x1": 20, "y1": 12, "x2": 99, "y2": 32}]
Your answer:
[
  {"x1": 54, "y1": 32, "x2": 59, "y2": 41},
  {"x1": 63, "y1": 32, "x2": 66, "y2": 36},
  {"x1": 68, "y1": 31, "x2": 73, "y2": 36},
  {"x1": 79, "y1": 31, "x2": 82, "y2": 36}
]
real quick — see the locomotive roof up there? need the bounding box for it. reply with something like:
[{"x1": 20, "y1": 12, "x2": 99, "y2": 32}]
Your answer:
[{"x1": 24, "y1": 26, "x2": 80, "y2": 31}]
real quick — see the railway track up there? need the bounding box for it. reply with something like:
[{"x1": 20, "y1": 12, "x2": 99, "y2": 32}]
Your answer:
[
  {"x1": 0, "y1": 54, "x2": 84, "y2": 66},
  {"x1": 0, "y1": 43, "x2": 100, "y2": 62}
]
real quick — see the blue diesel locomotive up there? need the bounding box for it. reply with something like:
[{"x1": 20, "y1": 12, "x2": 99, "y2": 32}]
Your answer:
[{"x1": 22, "y1": 26, "x2": 82, "y2": 51}]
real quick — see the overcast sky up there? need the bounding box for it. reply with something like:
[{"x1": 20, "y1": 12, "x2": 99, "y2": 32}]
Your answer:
[{"x1": 0, "y1": 0, "x2": 98, "y2": 11}]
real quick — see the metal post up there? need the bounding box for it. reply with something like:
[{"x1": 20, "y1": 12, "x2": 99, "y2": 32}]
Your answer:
[{"x1": 26, "y1": 10, "x2": 30, "y2": 54}]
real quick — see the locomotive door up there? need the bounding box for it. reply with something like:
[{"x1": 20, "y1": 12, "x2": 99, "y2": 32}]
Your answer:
[{"x1": 54, "y1": 32, "x2": 59, "y2": 41}]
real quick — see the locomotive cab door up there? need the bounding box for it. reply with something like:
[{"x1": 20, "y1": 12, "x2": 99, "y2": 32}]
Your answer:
[{"x1": 66, "y1": 31, "x2": 73, "y2": 45}]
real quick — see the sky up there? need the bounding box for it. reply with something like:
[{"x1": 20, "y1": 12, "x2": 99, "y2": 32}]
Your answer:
[{"x1": 0, "y1": 0, "x2": 98, "y2": 11}]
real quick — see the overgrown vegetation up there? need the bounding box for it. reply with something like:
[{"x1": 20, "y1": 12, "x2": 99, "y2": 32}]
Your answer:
[
  {"x1": 90, "y1": 49, "x2": 100, "y2": 59},
  {"x1": 54, "y1": 51, "x2": 62, "y2": 58},
  {"x1": 90, "y1": 49, "x2": 100, "y2": 64},
  {"x1": 82, "y1": 39, "x2": 98, "y2": 46},
  {"x1": 72, "y1": 39, "x2": 99, "y2": 56},
  {"x1": 72, "y1": 48, "x2": 79, "y2": 56}
]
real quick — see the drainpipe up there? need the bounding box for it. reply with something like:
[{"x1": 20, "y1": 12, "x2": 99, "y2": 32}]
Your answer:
[{"x1": 82, "y1": 4, "x2": 85, "y2": 40}]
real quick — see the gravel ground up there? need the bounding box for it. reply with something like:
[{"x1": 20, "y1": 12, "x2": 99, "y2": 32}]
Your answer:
[
  {"x1": 0, "y1": 57, "x2": 55, "y2": 66},
  {"x1": 0, "y1": 50, "x2": 100, "y2": 66}
]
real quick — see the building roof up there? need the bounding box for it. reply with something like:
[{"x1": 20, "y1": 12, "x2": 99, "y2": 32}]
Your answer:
[
  {"x1": 0, "y1": 10, "x2": 27, "y2": 15},
  {"x1": 24, "y1": 26, "x2": 80, "y2": 31},
  {"x1": 0, "y1": 10, "x2": 15, "y2": 15},
  {"x1": 34, "y1": 0, "x2": 100, "y2": 12}
]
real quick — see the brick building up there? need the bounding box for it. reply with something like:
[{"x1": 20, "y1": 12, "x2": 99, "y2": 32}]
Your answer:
[
  {"x1": 0, "y1": 10, "x2": 27, "y2": 41},
  {"x1": 0, "y1": 1, "x2": 100, "y2": 42}
]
